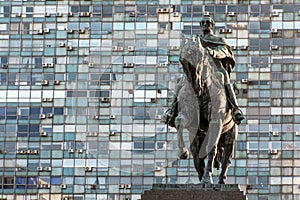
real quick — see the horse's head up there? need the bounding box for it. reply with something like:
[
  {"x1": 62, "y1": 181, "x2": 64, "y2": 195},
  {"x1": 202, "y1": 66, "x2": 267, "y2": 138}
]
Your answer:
[{"x1": 179, "y1": 38, "x2": 207, "y2": 96}]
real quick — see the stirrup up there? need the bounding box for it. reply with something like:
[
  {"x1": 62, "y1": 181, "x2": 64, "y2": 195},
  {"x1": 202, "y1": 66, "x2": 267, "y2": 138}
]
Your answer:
[{"x1": 232, "y1": 108, "x2": 244, "y2": 125}]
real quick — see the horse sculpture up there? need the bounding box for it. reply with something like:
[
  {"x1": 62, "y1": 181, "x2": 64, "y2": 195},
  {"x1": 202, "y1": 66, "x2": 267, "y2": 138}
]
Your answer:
[{"x1": 164, "y1": 38, "x2": 238, "y2": 184}]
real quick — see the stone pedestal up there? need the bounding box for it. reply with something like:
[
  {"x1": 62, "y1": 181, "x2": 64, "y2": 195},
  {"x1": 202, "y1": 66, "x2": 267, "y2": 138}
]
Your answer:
[{"x1": 141, "y1": 184, "x2": 247, "y2": 200}]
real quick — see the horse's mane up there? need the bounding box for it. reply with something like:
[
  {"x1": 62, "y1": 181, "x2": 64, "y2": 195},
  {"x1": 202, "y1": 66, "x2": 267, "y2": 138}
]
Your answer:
[{"x1": 179, "y1": 36, "x2": 224, "y2": 97}]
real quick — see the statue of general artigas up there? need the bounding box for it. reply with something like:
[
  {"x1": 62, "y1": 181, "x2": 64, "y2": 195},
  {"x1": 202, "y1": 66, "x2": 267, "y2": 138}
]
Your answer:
[{"x1": 163, "y1": 16, "x2": 245, "y2": 184}]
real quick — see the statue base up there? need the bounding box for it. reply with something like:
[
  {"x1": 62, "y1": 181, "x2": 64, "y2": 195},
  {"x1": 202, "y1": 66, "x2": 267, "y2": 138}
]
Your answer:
[{"x1": 141, "y1": 184, "x2": 247, "y2": 200}]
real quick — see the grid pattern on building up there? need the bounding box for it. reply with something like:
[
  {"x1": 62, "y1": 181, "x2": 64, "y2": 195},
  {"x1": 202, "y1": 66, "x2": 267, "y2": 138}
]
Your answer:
[{"x1": 0, "y1": 0, "x2": 300, "y2": 200}]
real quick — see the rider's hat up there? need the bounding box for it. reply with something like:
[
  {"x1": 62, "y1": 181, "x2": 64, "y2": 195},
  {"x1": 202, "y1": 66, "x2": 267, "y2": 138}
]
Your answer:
[{"x1": 200, "y1": 16, "x2": 215, "y2": 26}]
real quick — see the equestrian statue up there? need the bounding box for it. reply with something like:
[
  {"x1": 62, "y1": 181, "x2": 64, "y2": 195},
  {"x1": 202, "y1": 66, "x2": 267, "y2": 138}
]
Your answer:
[{"x1": 163, "y1": 17, "x2": 244, "y2": 184}]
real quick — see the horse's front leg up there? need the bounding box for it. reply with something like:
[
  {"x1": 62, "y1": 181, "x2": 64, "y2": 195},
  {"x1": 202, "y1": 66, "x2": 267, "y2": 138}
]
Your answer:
[
  {"x1": 189, "y1": 129, "x2": 205, "y2": 182},
  {"x1": 219, "y1": 126, "x2": 237, "y2": 184},
  {"x1": 175, "y1": 113, "x2": 189, "y2": 159},
  {"x1": 201, "y1": 145, "x2": 216, "y2": 184}
]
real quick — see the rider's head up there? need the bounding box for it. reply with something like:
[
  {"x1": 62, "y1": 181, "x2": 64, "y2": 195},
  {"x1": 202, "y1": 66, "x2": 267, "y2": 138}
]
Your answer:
[{"x1": 200, "y1": 16, "x2": 215, "y2": 34}]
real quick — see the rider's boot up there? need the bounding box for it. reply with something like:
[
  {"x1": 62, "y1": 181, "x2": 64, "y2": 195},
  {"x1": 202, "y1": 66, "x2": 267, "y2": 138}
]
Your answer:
[{"x1": 225, "y1": 83, "x2": 245, "y2": 125}]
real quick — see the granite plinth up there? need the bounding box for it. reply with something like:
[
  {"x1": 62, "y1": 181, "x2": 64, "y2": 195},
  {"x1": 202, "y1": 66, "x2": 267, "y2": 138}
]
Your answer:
[{"x1": 141, "y1": 184, "x2": 247, "y2": 200}]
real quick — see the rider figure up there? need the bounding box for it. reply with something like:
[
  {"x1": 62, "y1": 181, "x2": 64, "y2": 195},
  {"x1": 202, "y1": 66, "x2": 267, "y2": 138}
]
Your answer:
[{"x1": 198, "y1": 16, "x2": 244, "y2": 125}]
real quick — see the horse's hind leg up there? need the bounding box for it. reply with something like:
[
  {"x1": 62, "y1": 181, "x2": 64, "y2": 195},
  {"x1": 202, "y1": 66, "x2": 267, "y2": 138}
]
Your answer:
[
  {"x1": 218, "y1": 126, "x2": 237, "y2": 184},
  {"x1": 189, "y1": 130, "x2": 205, "y2": 182}
]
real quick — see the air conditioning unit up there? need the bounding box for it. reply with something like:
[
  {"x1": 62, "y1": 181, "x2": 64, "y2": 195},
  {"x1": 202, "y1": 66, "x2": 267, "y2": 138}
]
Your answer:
[
  {"x1": 16, "y1": 150, "x2": 23, "y2": 154},
  {"x1": 37, "y1": 166, "x2": 43, "y2": 171},
  {"x1": 271, "y1": 45, "x2": 279, "y2": 50},
  {"x1": 231, "y1": 46, "x2": 237, "y2": 50},
  {"x1": 119, "y1": 184, "x2": 125, "y2": 189},
  {"x1": 43, "y1": 28, "x2": 50, "y2": 33},
  {"x1": 158, "y1": 29, "x2": 164, "y2": 34},
  {"x1": 154, "y1": 166, "x2": 161, "y2": 171},
  {"x1": 203, "y1": 11, "x2": 210, "y2": 16},
  {"x1": 42, "y1": 98, "x2": 48, "y2": 102},
  {"x1": 271, "y1": 131, "x2": 279, "y2": 136},
  {"x1": 54, "y1": 80, "x2": 60, "y2": 85},
  {"x1": 158, "y1": 63, "x2": 168, "y2": 67},
  {"x1": 47, "y1": 113, "x2": 54, "y2": 118},
  {"x1": 129, "y1": 12, "x2": 135, "y2": 17},
  {"x1": 40, "y1": 132, "x2": 47, "y2": 137},
  {"x1": 56, "y1": 13, "x2": 63, "y2": 17},
  {"x1": 37, "y1": 29, "x2": 44, "y2": 34},
  {"x1": 79, "y1": 12, "x2": 91, "y2": 17},
  {"x1": 42, "y1": 63, "x2": 48, "y2": 68},
  {"x1": 88, "y1": 63, "x2": 94, "y2": 68},
  {"x1": 88, "y1": 132, "x2": 98, "y2": 136},
  {"x1": 59, "y1": 42, "x2": 65, "y2": 47},
  {"x1": 296, "y1": 131, "x2": 300, "y2": 136},
  {"x1": 90, "y1": 184, "x2": 97, "y2": 189},
  {"x1": 47, "y1": 98, "x2": 53, "y2": 102},
  {"x1": 16, "y1": 13, "x2": 22, "y2": 17},
  {"x1": 67, "y1": 29, "x2": 74, "y2": 34},
  {"x1": 32, "y1": 150, "x2": 39, "y2": 154},
  {"x1": 117, "y1": 47, "x2": 124, "y2": 51},
  {"x1": 240, "y1": 45, "x2": 248, "y2": 50},
  {"x1": 61, "y1": 184, "x2": 67, "y2": 189},
  {"x1": 269, "y1": 149, "x2": 278, "y2": 155},
  {"x1": 128, "y1": 46, "x2": 135, "y2": 52},
  {"x1": 219, "y1": 28, "x2": 226, "y2": 33},
  {"x1": 162, "y1": 8, "x2": 169, "y2": 13},
  {"x1": 85, "y1": 167, "x2": 93, "y2": 172},
  {"x1": 44, "y1": 184, "x2": 51, "y2": 189},
  {"x1": 241, "y1": 79, "x2": 248, "y2": 83},
  {"x1": 110, "y1": 115, "x2": 116, "y2": 119},
  {"x1": 100, "y1": 97, "x2": 110, "y2": 103},
  {"x1": 227, "y1": 29, "x2": 232, "y2": 33},
  {"x1": 77, "y1": 149, "x2": 83, "y2": 153},
  {"x1": 169, "y1": 46, "x2": 180, "y2": 51},
  {"x1": 109, "y1": 132, "x2": 116, "y2": 136},
  {"x1": 45, "y1": 13, "x2": 51, "y2": 17},
  {"x1": 157, "y1": 8, "x2": 169, "y2": 13},
  {"x1": 46, "y1": 167, "x2": 52, "y2": 171},
  {"x1": 125, "y1": 184, "x2": 131, "y2": 189},
  {"x1": 68, "y1": 149, "x2": 75, "y2": 153},
  {"x1": 94, "y1": 115, "x2": 99, "y2": 120},
  {"x1": 272, "y1": 11, "x2": 279, "y2": 17},
  {"x1": 123, "y1": 63, "x2": 135, "y2": 68},
  {"x1": 228, "y1": 12, "x2": 235, "y2": 16},
  {"x1": 40, "y1": 114, "x2": 46, "y2": 119},
  {"x1": 78, "y1": 29, "x2": 85, "y2": 34},
  {"x1": 112, "y1": 46, "x2": 118, "y2": 51},
  {"x1": 68, "y1": 12, "x2": 73, "y2": 17},
  {"x1": 67, "y1": 46, "x2": 73, "y2": 51},
  {"x1": 173, "y1": 12, "x2": 180, "y2": 17},
  {"x1": 155, "y1": 115, "x2": 162, "y2": 120},
  {"x1": 41, "y1": 80, "x2": 49, "y2": 86},
  {"x1": 271, "y1": 28, "x2": 278, "y2": 33},
  {"x1": 48, "y1": 63, "x2": 54, "y2": 68},
  {"x1": 84, "y1": 12, "x2": 91, "y2": 17}
]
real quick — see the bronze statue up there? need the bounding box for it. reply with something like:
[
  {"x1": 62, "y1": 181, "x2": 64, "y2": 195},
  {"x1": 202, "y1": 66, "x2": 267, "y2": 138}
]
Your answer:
[
  {"x1": 199, "y1": 16, "x2": 244, "y2": 124},
  {"x1": 163, "y1": 17, "x2": 244, "y2": 184}
]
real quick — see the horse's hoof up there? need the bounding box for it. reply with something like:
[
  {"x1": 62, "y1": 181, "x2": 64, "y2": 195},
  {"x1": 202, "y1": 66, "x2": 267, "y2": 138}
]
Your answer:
[
  {"x1": 218, "y1": 176, "x2": 226, "y2": 184},
  {"x1": 178, "y1": 148, "x2": 189, "y2": 159},
  {"x1": 200, "y1": 173, "x2": 213, "y2": 184}
]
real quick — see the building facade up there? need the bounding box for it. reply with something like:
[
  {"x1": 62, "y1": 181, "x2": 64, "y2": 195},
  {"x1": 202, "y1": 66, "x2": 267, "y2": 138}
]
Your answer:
[{"x1": 0, "y1": 0, "x2": 300, "y2": 199}]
